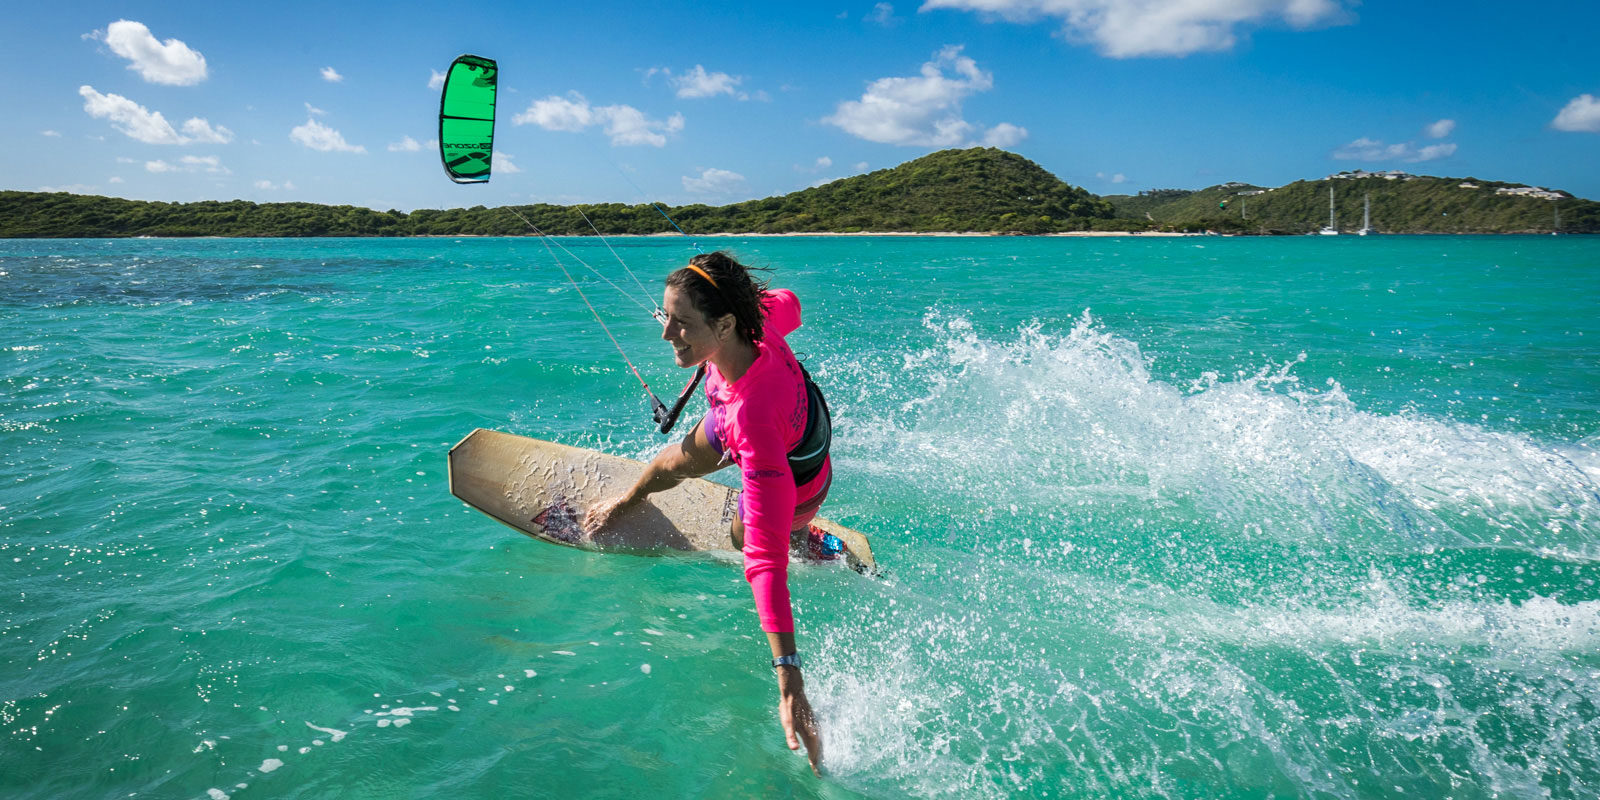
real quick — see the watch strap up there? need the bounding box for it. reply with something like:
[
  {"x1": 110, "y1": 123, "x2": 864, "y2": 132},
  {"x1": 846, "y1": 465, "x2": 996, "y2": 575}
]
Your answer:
[{"x1": 771, "y1": 653, "x2": 802, "y2": 669}]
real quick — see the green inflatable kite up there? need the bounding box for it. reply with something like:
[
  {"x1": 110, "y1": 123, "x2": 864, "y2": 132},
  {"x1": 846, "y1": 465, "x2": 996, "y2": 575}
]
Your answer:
[{"x1": 438, "y1": 55, "x2": 497, "y2": 183}]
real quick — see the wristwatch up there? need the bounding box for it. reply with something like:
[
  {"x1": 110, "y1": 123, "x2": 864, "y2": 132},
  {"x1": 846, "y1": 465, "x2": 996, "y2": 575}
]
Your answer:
[{"x1": 771, "y1": 653, "x2": 802, "y2": 669}]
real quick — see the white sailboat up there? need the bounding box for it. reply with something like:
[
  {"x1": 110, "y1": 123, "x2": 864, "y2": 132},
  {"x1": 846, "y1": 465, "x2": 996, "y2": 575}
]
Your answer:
[
  {"x1": 1357, "y1": 193, "x2": 1373, "y2": 236},
  {"x1": 1318, "y1": 185, "x2": 1339, "y2": 235}
]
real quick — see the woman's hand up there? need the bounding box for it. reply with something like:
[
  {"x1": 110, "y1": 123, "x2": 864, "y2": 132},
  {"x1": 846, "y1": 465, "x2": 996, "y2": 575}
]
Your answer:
[
  {"x1": 583, "y1": 494, "x2": 636, "y2": 534},
  {"x1": 777, "y1": 668, "x2": 823, "y2": 776}
]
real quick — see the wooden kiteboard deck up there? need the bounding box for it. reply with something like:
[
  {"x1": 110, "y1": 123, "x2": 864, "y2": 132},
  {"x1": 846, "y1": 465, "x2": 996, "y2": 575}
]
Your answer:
[{"x1": 448, "y1": 428, "x2": 876, "y2": 574}]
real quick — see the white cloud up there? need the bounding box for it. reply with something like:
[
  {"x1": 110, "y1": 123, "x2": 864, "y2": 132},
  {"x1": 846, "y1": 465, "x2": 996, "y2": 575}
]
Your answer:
[
  {"x1": 290, "y1": 118, "x2": 366, "y2": 153},
  {"x1": 683, "y1": 167, "x2": 746, "y2": 195},
  {"x1": 180, "y1": 154, "x2": 229, "y2": 174},
  {"x1": 388, "y1": 136, "x2": 424, "y2": 152},
  {"x1": 35, "y1": 184, "x2": 100, "y2": 194},
  {"x1": 255, "y1": 179, "x2": 297, "y2": 191},
  {"x1": 1096, "y1": 171, "x2": 1127, "y2": 183},
  {"x1": 79, "y1": 85, "x2": 233, "y2": 145},
  {"x1": 305, "y1": 102, "x2": 327, "y2": 117},
  {"x1": 796, "y1": 156, "x2": 834, "y2": 174},
  {"x1": 921, "y1": 0, "x2": 1351, "y2": 58},
  {"x1": 1413, "y1": 142, "x2": 1457, "y2": 161},
  {"x1": 147, "y1": 155, "x2": 229, "y2": 174},
  {"x1": 855, "y1": 161, "x2": 870, "y2": 171},
  {"x1": 321, "y1": 66, "x2": 343, "y2": 82},
  {"x1": 824, "y1": 46, "x2": 1019, "y2": 147},
  {"x1": 1332, "y1": 136, "x2": 1455, "y2": 163},
  {"x1": 497, "y1": 151, "x2": 524, "y2": 174},
  {"x1": 514, "y1": 92, "x2": 684, "y2": 147},
  {"x1": 429, "y1": 69, "x2": 447, "y2": 90},
  {"x1": 649, "y1": 65, "x2": 755, "y2": 100},
  {"x1": 1552, "y1": 94, "x2": 1600, "y2": 133},
  {"x1": 673, "y1": 65, "x2": 743, "y2": 99},
  {"x1": 108, "y1": 176, "x2": 125, "y2": 184},
  {"x1": 41, "y1": 130, "x2": 62, "y2": 137},
  {"x1": 1425, "y1": 118, "x2": 1455, "y2": 139},
  {"x1": 518, "y1": 93, "x2": 595, "y2": 132},
  {"x1": 982, "y1": 122, "x2": 1029, "y2": 146},
  {"x1": 92, "y1": 19, "x2": 208, "y2": 85},
  {"x1": 179, "y1": 118, "x2": 232, "y2": 143},
  {"x1": 868, "y1": 3, "x2": 901, "y2": 25}
]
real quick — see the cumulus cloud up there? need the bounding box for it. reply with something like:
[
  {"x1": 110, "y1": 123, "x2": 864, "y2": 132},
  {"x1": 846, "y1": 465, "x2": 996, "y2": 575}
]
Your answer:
[
  {"x1": 429, "y1": 69, "x2": 446, "y2": 90},
  {"x1": 1096, "y1": 171, "x2": 1128, "y2": 183},
  {"x1": 146, "y1": 155, "x2": 229, "y2": 175},
  {"x1": 42, "y1": 130, "x2": 62, "y2": 137},
  {"x1": 921, "y1": 0, "x2": 1352, "y2": 58},
  {"x1": 255, "y1": 179, "x2": 296, "y2": 190},
  {"x1": 674, "y1": 65, "x2": 742, "y2": 98},
  {"x1": 305, "y1": 102, "x2": 327, "y2": 117},
  {"x1": 181, "y1": 154, "x2": 228, "y2": 174},
  {"x1": 388, "y1": 135, "x2": 423, "y2": 152},
  {"x1": 108, "y1": 176, "x2": 124, "y2": 184},
  {"x1": 1425, "y1": 118, "x2": 1455, "y2": 138},
  {"x1": 320, "y1": 66, "x2": 343, "y2": 82},
  {"x1": 867, "y1": 3, "x2": 901, "y2": 26},
  {"x1": 796, "y1": 156, "x2": 834, "y2": 173},
  {"x1": 91, "y1": 19, "x2": 208, "y2": 85},
  {"x1": 497, "y1": 151, "x2": 524, "y2": 174},
  {"x1": 1332, "y1": 136, "x2": 1456, "y2": 163},
  {"x1": 514, "y1": 92, "x2": 684, "y2": 147},
  {"x1": 79, "y1": 85, "x2": 233, "y2": 144},
  {"x1": 648, "y1": 65, "x2": 758, "y2": 100},
  {"x1": 982, "y1": 121, "x2": 1029, "y2": 146},
  {"x1": 824, "y1": 46, "x2": 1020, "y2": 147},
  {"x1": 683, "y1": 167, "x2": 747, "y2": 195},
  {"x1": 1552, "y1": 94, "x2": 1600, "y2": 133},
  {"x1": 290, "y1": 118, "x2": 365, "y2": 153}
]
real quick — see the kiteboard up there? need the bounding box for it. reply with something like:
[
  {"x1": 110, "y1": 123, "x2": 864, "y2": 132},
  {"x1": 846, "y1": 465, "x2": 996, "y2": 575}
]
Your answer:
[{"x1": 448, "y1": 428, "x2": 876, "y2": 574}]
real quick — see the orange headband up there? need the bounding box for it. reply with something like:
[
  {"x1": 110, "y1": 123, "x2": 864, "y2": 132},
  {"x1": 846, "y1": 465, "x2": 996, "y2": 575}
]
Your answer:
[{"x1": 684, "y1": 264, "x2": 719, "y2": 290}]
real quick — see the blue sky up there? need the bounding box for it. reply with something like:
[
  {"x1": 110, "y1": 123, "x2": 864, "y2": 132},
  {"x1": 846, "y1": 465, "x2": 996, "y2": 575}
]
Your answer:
[{"x1": 5, "y1": 0, "x2": 1599, "y2": 211}]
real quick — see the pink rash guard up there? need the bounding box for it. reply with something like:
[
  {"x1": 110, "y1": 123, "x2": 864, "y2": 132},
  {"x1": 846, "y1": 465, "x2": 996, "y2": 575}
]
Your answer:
[{"x1": 703, "y1": 289, "x2": 830, "y2": 633}]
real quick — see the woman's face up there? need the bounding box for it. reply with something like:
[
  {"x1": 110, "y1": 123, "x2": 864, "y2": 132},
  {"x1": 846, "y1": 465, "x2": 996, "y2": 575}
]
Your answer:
[{"x1": 661, "y1": 286, "x2": 727, "y2": 367}]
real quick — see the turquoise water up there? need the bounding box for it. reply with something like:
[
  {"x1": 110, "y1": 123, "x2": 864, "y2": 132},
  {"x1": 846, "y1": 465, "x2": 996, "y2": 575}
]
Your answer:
[{"x1": 2, "y1": 235, "x2": 1598, "y2": 799}]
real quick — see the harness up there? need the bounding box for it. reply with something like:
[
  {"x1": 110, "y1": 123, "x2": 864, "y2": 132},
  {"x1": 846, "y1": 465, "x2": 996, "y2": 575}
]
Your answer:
[{"x1": 787, "y1": 365, "x2": 832, "y2": 486}]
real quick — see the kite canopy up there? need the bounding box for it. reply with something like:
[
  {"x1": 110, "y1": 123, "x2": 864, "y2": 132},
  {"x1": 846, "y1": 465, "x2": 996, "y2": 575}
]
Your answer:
[{"x1": 438, "y1": 55, "x2": 497, "y2": 183}]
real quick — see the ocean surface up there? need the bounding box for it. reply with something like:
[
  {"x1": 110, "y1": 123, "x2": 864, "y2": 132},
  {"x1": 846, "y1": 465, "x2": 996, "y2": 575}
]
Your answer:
[{"x1": 2, "y1": 234, "x2": 1598, "y2": 799}]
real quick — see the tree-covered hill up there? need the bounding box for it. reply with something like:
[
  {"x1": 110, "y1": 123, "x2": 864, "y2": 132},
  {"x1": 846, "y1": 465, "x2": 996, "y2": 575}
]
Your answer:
[
  {"x1": 3, "y1": 150, "x2": 1595, "y2": 237},
  {"x1": 1106, "y1": 174, "x2": 1600, "y2": 234},
  {"x1": 0, "y1": 148, "x2": 1117, "y2": 238}
]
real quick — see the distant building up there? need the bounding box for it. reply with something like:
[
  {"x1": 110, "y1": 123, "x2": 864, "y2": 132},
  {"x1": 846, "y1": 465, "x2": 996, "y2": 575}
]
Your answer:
[
  {"x1": 1329, "y1": 169, "x2": 1415, "y2": 181},
  {"x1": 1459, "y1": 183, "x2": 1480, "y2": 189},
  {"x1": 1495, "y1": 186, "x2": 1564, "y2": 200}
]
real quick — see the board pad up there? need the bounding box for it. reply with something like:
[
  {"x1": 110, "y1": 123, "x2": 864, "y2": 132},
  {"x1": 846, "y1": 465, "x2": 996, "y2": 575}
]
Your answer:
[{"x1": 448, "y1": 429, "x2": 875, "y2": 573}]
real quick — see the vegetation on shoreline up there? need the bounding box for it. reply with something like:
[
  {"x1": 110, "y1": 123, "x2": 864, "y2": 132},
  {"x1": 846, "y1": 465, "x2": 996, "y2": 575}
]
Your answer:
[
  {"x1": 2, "y1": 148, "x2": 1594, "y2": 237},
  {"x1": 1106, "y1": 175, "x2": 1598, "y2": 234}
]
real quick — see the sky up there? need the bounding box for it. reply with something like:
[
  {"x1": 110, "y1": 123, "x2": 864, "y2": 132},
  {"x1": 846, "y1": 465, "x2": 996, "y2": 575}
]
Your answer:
[{"x1": 4, "y1": 0, "x2": 1599, "y2": 211}]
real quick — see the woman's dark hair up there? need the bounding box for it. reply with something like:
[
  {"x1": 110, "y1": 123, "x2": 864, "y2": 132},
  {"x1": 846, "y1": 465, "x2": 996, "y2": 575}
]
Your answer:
[{"x1": 667, "y1": 251, "x2": 771, "y2": 344}]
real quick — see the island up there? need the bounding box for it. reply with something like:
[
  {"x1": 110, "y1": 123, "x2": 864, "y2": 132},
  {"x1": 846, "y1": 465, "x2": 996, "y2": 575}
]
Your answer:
[{"x1": 2, "y1": 148, "x2": 1594, "y2": 237}]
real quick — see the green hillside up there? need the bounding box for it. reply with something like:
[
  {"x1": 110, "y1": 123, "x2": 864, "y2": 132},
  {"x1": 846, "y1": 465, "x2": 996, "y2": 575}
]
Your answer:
[
  {"x1": 1107, "y1": 173, "x2": 1600, "y2": 234},
  {"x1": 3, "y1": 150, "x2": 1595, "y2": 237},
  {"x1": 0, "y1": 148, "x2": 1116, "y2": 238}
]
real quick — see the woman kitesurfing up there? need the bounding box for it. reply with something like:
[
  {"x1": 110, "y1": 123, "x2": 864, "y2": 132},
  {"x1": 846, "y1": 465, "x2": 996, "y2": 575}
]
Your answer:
[
  {"x1": 435, "y1": 57, "x2": 832, "y2": 775},
  {"x1": 584, "y1": 251, "x2": 832, "y2": 776}
]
